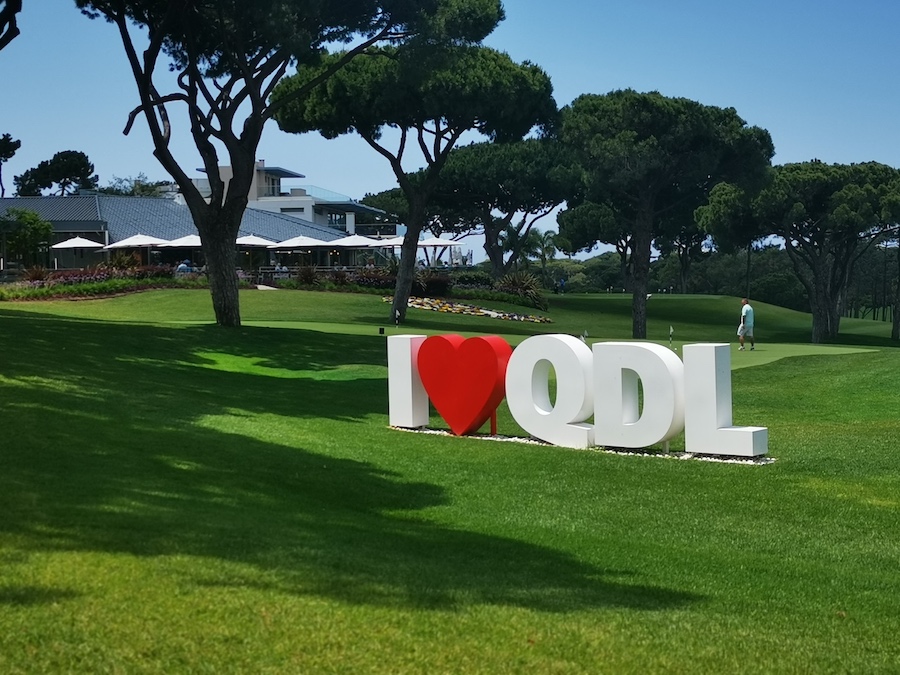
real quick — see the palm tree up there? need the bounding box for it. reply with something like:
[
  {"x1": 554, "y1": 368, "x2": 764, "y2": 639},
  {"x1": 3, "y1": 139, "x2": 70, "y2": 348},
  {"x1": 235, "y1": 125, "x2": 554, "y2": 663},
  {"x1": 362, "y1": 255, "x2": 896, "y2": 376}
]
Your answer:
[
  {"x1": 535, "y1": 230, "x2": 557, "y2": 287},
  {"x1": 501, "y1": 225, "x2": 542, "y2": 273}
]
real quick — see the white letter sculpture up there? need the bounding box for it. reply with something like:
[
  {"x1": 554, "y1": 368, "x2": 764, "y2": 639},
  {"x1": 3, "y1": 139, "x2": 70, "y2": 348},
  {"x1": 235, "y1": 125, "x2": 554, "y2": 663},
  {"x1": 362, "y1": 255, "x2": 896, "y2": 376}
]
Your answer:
[
  {"x1": 593, "y1": 342, "x2": 685, "y2": 448},
  {"x1": 505, "y1": 334, "x2": 595, "y2": 449},
  {"x1": 387, "y1": 334, "x2": 768, "y2": 457},
  {"x1": 387, "y1": 335, "x2": 429, "y2": 428},
  {"x1": 682, "y1": 343, "x2": 768, "y2": 456}
]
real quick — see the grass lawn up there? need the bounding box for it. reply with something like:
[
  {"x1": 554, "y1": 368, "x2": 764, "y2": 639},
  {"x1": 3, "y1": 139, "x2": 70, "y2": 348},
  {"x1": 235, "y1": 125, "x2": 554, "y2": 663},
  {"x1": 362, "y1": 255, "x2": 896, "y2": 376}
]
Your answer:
[{"x1": 0, "y1": 289, "x2": 898, "y2": 673}]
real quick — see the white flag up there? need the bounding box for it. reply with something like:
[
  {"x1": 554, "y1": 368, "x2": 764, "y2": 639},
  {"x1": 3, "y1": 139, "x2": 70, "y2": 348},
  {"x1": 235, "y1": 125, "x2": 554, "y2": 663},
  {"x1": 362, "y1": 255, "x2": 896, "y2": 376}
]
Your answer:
[{"x1": 669, "y1": 325, "x2": 674, "y2": 337}]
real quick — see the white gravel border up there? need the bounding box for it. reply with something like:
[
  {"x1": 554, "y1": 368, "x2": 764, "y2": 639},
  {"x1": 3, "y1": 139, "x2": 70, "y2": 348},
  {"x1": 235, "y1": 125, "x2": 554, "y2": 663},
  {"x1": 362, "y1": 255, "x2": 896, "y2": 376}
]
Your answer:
[{"x1": 390, "y1": 426, "x2": 776, "y2": 465}]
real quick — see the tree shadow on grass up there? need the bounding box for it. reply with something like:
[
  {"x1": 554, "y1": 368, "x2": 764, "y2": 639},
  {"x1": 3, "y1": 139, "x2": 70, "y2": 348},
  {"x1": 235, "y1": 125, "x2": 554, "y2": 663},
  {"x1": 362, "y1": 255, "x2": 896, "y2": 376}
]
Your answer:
[
  {"x1": 0, "y1": 310, "x2": 701, "y2": 613},
  {"x1": 0, "y1": 310, "x2": 390, "y2": 424},
  {"x1": 0, "y1": 586, "x2": 81, "y2": 607}
]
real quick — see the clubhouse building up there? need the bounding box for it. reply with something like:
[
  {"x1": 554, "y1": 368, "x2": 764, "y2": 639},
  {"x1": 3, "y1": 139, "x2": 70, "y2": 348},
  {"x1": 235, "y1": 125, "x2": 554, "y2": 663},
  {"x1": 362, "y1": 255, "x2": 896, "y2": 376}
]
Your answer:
[{"x1": 0, "y1": 160, "x2": 395, "y2": 271}]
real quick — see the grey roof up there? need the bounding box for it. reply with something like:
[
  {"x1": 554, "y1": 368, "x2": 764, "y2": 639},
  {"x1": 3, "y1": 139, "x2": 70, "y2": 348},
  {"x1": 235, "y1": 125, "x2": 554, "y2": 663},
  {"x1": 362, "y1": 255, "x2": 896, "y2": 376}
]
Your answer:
[
  {"x1": 1, "y1": 195, "x2": 102, "y2": 221},
  {"x1": 262, "y1": 166, "x2": 305, "y2": 179},
  {"x1": 321, "y1": 201, "x2": 386, "y2": 216},
  {"x1": 0, "y1": 195, "x2": 341, "y2": 243},
  {"x1": 240, "y1": 207, "x2": 340, "y2": 242},
  {"x1": 1, "y1": 195, "x2": 105, "y2": 233}
]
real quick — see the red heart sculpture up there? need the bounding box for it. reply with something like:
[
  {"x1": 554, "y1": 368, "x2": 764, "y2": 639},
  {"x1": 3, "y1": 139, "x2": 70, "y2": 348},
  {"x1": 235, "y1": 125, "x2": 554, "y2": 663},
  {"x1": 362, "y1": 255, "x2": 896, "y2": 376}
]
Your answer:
[{"x1": 416, "y1": 334, "x2": 513, "y2": 436}]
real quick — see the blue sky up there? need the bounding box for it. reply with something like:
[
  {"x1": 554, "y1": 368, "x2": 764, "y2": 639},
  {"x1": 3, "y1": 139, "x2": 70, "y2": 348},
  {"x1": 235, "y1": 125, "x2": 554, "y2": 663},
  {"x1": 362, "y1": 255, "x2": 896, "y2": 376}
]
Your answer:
[{"x1": 3, "y1": 1, "x2": 900, "y2": 218}]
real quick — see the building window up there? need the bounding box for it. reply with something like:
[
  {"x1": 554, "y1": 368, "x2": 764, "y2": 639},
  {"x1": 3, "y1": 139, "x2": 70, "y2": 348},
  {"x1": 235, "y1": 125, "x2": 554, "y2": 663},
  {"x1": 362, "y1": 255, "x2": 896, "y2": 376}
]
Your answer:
[{"x1": 260, "y1": 174, "x2": 280, "y2": 197}]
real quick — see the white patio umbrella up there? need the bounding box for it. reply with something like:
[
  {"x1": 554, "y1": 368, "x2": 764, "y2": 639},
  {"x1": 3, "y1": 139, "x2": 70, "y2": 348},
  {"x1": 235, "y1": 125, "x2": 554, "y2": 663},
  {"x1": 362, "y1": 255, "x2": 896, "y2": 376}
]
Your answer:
[
  {"x1": 267, "y1": 235, "x2": 330, "y2": 249},
  {"x1": 50, "y1": 236, "x2": 104, "y2": 249},
  {"x1": 50, "y1": 235, "x2": 105, "y2": 270},
  {"x1": 103, "y1": 233, "x2": 171, "y2": 249},
  {"x1": 322, "y1": 234, "x2": 382, "y2": 269},
  {"x1": 103, "y1": 233, "x2": 171, "y2": 265},
  {"x1": 418, "y1": 237, "x2": 462, "y2": 248},
  {"x1": 328, "y1": 234, "x2": 380, "y2": 248},
  {"x1": 369, "y1": 235, "x2": 405, "y2": 247},
  {"x1": 236, "y1": 234, "x2": 276, "y2": 247},
  {"x1": 161, "y1": 234, "x2": 202, "y2": 248}
]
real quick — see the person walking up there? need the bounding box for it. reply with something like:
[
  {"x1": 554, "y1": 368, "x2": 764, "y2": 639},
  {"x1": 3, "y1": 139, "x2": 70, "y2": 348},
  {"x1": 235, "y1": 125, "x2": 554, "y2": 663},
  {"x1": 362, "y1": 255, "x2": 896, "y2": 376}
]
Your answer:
[{"x1": 738, "y1": 298, "x2": 755, "y2": 351}]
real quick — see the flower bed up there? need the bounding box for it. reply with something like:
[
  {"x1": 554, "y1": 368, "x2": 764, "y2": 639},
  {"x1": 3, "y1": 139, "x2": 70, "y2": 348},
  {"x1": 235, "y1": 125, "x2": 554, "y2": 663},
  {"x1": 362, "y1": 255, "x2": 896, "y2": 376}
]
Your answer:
[{"x1": 385, "y1": 296, "x2": 552, "y2": 323}]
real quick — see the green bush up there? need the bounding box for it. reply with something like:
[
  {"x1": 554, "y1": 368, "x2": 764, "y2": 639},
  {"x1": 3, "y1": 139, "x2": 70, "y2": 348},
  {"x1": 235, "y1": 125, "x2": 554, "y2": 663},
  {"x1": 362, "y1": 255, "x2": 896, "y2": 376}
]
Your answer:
[
  {"x1": 108, "y1": 250, "x2": 141, "y2": 269},
  {"x1": 561, "y1": 271, "x2": 590, "y2": 293},
  {"x1": 295, "y1": 266, "x2": 319, "y2": 286},
  {"x1": 352, "y1": 269, "x2": 396, "y2": 290},
  {"x1": 0, "y1": 276, "x2": 205, "y2": 301},
  {"x1": 450, "y1": 269, "x2": 493, "y2": 289},
  {"x1": 47, "y1": 267, "x2": 115, "y2": 284},
  {"x1": 22, "y1": 266, "x2": 49, "y2": 282},
  {"x1": 416, "y1": 270, "x2": 452, "y2": 297},
  {"x1": 494, "y1": 271, "x2": 549, "y2": 311},
  {"x1": 330, "y1": 270, "x2": 351, "y2": 286}
]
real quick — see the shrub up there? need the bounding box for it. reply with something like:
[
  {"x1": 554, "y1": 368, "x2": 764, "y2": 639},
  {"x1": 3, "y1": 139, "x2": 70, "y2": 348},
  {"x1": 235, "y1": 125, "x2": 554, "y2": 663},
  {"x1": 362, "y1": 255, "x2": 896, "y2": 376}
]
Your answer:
[
  {"x1": 352, "y1": 269, "x2": 396, "y2": 290},
  {"x1": 48, "y1": 266, "x2": 114, "y2": 285},
  {"x1": 108, "y1": 251, "x2": 140, "y2": 269},
  {"x1": 61, "y1": 265, "x2": 171, "y2": 283},
  {"x1": 495, "y1": 271, "x2": 549, "y2": 311},
  {"x1": 561, "y1": 271, "x2": 590, "y2": 293},
  {"x1": 451, "y1": 288, "x2": 526, "y2": 307},
  {"x1": 420, "y1": 271, "x2": 452, "y2": 298},
  {"x1": 330, "y1": 269, "x2": 350, "y2": 286},
  {"x1": 135, "y1": 265, "x2": 174, "y2": 280},
  {"x1": 22, "y1": 266, "x2": 49, "y2": 281},
  {"x1": 296, "y1": 266, "x2": 319, "y2": 286},
  {"x1": 0, "y1": 276, "x2": 192, "y2": 301},
  {"x1": 450, "y1": 269, "x2": 493, "y2": 289}
]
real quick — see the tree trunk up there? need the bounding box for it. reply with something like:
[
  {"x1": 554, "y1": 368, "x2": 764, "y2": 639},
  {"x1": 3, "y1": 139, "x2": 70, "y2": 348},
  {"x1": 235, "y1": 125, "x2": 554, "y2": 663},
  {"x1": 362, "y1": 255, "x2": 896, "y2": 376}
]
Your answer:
[
  {"x1": 391, "y1": 235, "x2": 419, "y2": 323},
  {"x1": 630, "y1": 203, "x2": 653, "y2": 339},
  {"x1": 482, "y1": 215, "x2": 512, "y2": 279},
  {"x1": 678, "y1": 246, "x2": 690, "y2": 294},
  {"x1": 784, "y1": 243, "x2": 844, "y2": 344},
  {"x1": 882, "y1": 246, "x2": 889, "y2": 322},
  {"x1": 391, "y1": 200, "x2": 430, "y2": 323},
  {"x1": 615, "y1": 240, "x2": 633, "y2": 293},
  {"x1": 483, "y1": 237, "x2": 505, "y2": 278},
  {"x1": 809, "y1": 302, "x2": 832, "y2": 344},
  {"x1": 808, "y1": 275, "x2": 841, "y2": 343},
  {"x1": 744, "y1": 244, "x2": 752, "y2": 298},
  {"x1": 191, "y1": 199, "x2": 246, "y2": 328},
  {"x1": 202, "y1": 230, "x2": 241, "y2": 327},
  {"x1": 892, "y1": 246, "x2": 900, "y2": 341},
  {"x1": 618, "y1": 255, "x2": 630, "y2": 292}
]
